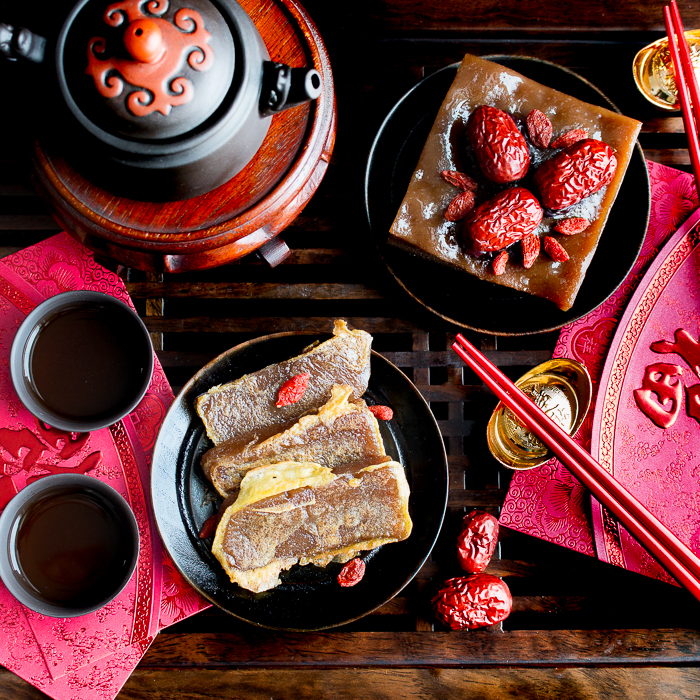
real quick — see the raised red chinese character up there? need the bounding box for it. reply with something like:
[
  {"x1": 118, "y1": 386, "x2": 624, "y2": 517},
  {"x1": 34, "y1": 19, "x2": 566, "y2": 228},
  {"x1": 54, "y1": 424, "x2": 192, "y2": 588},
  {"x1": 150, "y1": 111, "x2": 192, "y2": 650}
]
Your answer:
[
  {"x1": 651, "y1": 328, "x2": 700, "y2": 378},
  {"x1": 634, "y1": 362, "x2": 684, "y2": 429}
]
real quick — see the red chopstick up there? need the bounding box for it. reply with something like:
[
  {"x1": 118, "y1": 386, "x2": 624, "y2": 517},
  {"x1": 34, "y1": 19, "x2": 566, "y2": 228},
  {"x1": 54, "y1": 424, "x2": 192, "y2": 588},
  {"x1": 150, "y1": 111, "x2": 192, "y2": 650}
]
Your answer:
[
  {"x1": 665, "y1": 2, "x2": 700, "y2": 195},
  {"x1": 452, "y1": 334, "x2": 700, "y2": 602}
]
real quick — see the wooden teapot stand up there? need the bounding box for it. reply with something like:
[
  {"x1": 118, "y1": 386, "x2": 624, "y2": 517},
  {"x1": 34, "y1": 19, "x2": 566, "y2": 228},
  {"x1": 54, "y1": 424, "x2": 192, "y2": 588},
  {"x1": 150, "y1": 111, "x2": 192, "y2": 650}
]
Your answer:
[{"x1": 32, "y1": 0, "x2": 335, "y2": 273}]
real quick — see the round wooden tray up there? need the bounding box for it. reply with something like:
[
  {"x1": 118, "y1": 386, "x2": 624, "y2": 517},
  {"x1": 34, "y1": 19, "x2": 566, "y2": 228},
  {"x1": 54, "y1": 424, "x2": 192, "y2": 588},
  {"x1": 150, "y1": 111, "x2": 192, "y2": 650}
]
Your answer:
[{"x1": 32, "y1": 0, "x2": 336, "y2": 273}]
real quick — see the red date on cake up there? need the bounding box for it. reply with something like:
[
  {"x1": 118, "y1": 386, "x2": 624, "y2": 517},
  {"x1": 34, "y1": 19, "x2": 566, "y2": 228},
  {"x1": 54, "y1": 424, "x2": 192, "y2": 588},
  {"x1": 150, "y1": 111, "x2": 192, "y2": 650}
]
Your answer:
[
  {"x1": 467, "y1": 106, "x2": 530, "y2": 184},
  {"x1": 534, "y1": 139, "x2": 617, "y2": 210},
  {"x1": 457, "y1": 510, "x2": 499, "y2": 574},
  {"x1": 432, "y1": 574, "x2": 512, "y2": 630},
  {"x1": 463, "y1": 187, "x2": 543, "y2": 254}
]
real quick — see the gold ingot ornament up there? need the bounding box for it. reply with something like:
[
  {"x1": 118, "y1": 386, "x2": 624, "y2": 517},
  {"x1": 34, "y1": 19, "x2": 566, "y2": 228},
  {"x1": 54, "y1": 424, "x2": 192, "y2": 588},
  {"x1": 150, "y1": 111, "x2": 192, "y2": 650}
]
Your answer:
[
  {"x1": 487, "y1": 358, "x2": 592, "y2": 471},
  {"x1": 633, "y1": 30, "x2": 700, "y2": 110}
]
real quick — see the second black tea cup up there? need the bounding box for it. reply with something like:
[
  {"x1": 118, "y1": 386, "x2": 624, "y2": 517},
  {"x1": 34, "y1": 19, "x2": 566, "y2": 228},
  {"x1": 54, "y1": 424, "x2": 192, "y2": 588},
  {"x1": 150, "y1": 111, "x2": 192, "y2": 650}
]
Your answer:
[{"x1": 0, "y1": 474, "x2": 140, "y2": 617}]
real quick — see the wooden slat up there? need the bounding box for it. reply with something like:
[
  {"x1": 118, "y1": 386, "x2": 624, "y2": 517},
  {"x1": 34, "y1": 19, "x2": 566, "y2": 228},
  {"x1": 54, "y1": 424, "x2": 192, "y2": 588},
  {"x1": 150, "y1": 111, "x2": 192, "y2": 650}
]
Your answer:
[
  {"x1": 382, "y1": 350, "x2": 552, "y2": 368},
  {"x1": 641, "y1": 117, "x2": 685, "y2": 134},
  {"x1": 644, "y1": 149, "x2": 691, "y2": 166},
  {"x1": 0, "y1": 184, "x2": 37, "y2": 197},
  {"x1": 447, "y1": 489, "x2": 507, "y2": 507},
  {"x1": 146, "y1": 272, "x2": 165, "y2": 352},
  {"x1": 153, "y1": 353, "x2": 552, "y2": 371},
  {"x1": 0, "y1": 215, "x2": 58, "y2": 231},
  {"x1": 265, "y1": 248, "x2": 343, "y2": 265},
  {"x1": 143, "y1": 317, "x2": 428, "y2": 333},
  {"x1": 141, "y1": 629, "x2": 700, "y2": 666},
  {"x1": 437, "y1": 419, "x2": 475, "y2": 437},
  {"x1": 3, "y1": 667, "x2": 700, "y2": 700},
  {"x1": 0, "y1": 246, "x2": 22, "y2": 259},
  {"x1": 411, "y1": 332, "x2": 434, "y2": 632},
  {"x1": 511, "y1": 596, "x2": 588, "y2": 614},
  {"x1": 309, "y1": 0, "x2": 694, "y2": 33},
  {"x1": 417, "y1": 384, "x2": 488, "y2": 401},
  {"x1": 157, "y1": 351, "x2": 216, "y2": 368},
  {"x1": 126, "y1": 282, "x2": 384, "y2": 300}
]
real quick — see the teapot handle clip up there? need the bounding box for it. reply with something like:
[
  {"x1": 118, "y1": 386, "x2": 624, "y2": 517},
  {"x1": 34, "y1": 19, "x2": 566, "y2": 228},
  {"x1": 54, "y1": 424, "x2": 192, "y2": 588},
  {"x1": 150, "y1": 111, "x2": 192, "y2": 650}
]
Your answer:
[
  {"x1": 260, "y1": 61, "x2": 321, "y2": 117},
  {"x1": 0, "y1": 23, "x2": 45, "y2": 63}
]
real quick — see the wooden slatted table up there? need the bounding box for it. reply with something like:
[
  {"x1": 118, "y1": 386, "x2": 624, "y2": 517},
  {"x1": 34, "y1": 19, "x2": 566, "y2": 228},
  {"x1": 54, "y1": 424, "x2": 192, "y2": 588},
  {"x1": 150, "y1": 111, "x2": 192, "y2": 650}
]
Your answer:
[{"x1": 1, "y1": 0, "x2": 700, "y2": 697}]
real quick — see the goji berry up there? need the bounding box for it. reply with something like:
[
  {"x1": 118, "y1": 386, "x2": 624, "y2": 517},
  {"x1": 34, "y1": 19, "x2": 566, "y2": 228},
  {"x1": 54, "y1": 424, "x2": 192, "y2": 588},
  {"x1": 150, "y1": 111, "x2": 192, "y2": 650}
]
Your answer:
[
  {"x1": 441, "y1": 170, "x2": 478, "y2": 192},
  {"x1": 199, "y1": 513, "x2": 218, "y2": 539},
  {"x1": 521, "y1": 233, "x2": 540, "y2": 268},
  {"x1": 368, "y1": 405, "x2": 393, "y2": 420},
  {"x1": 544, "y1": 236, "x2": 570, "y2": 262},
  {"x1": 526, "y1": 109, "x2": 552, "y2": 148},
  {"x1": 276, "y1": 372, "x2": 310, "y2": 407},
  {"x1": 553, "y1": 217, "x2": 590, "y2": 235},
  {"x1": 551, "y1": 128, "x2": 588, "y2": 149},
  {"x1": 492, "y1": 251, "x2": 508, "y2": 275},
  {"x1": 445, "y1": 190, "x2": 476, "y2": 221},
  {"x1": 338, "y1": 558, "x2": 366, "y2": 587}
]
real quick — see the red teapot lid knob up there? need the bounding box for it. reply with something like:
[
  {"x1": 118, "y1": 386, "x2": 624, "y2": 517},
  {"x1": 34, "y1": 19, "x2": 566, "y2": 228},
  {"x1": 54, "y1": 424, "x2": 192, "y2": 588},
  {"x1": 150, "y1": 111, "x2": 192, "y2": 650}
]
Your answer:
[{"x1": 123, "y1": 19, "x2": 163, "y2": 64}]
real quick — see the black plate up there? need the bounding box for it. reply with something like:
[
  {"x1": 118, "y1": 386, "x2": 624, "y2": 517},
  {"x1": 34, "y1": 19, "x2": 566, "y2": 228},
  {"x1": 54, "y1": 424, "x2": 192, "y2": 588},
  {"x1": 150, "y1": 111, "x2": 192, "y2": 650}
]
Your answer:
[
  {"x1": 151, "y1": 332, "x2": 448, "y2": 630},
  {"x1": 365, "y1": 56, "x2": 651, "y2": 336}
]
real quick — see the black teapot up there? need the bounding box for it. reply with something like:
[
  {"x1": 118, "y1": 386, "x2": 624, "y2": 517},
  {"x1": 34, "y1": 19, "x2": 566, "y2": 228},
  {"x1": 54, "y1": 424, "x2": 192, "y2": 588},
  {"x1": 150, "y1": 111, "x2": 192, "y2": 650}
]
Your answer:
[{"x1": 1, "y1": 0, "x2": 322, "y2": 200}]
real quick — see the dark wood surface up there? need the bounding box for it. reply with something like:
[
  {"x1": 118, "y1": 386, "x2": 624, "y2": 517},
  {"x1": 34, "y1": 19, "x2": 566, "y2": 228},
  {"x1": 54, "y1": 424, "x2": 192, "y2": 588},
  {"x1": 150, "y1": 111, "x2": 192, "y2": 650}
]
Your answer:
[{"x1": 2, "y1": 0, "x2": 700, "y2": 697}]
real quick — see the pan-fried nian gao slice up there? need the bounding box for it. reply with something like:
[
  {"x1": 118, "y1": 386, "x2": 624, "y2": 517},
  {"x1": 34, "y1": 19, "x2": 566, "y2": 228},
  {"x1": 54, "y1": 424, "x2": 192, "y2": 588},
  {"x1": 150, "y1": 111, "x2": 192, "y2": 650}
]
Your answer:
[
  {"x1": 201, "y1": 385, "x2": 389, "y2": 498},
  {"x1": 389, "y1": 53, "x2": 642, "y2": 311},
  {"x1": 195, "y1": 320, "x2": 372, "y2": 447},
  {"x1": 212, "y1": 461, "x2": 412, "y2": 593}
]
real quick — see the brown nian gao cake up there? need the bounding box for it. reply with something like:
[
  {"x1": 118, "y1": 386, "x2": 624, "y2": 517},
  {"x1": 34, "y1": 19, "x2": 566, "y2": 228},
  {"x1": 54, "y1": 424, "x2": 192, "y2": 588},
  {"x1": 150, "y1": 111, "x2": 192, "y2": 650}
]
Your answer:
[
  {"x1": 195, "y1": 320, "x2": 372, "y2": 447},
  {"x1": 201, "y1": 384, "x2": 389, "y2": 498},
  {"x1": 212, "y1": 461, "x2": 413, "y2": 593},
  {"x1": 389, "y1": 53, "x2": 642, "y2": 311}
]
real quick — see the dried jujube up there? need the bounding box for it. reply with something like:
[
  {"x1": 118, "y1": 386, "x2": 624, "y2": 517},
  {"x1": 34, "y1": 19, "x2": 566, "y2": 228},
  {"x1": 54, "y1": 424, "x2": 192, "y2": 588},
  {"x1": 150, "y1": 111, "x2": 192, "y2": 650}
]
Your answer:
[
  {"x1": 467, "y1": 106, "x2": 530, "y2": 184},
  {"x1": 534, "y1": 139, "x2": 617, "y2": 211},
  {"x1": 432, "y1": 574, "x2": 512, "y2": 630},
  {"x1": 463, "y1": 187, "x2": 543, "y2": 254},
  {"x1": 457, "y1": 510, "x2": 499, "y2": 573}
]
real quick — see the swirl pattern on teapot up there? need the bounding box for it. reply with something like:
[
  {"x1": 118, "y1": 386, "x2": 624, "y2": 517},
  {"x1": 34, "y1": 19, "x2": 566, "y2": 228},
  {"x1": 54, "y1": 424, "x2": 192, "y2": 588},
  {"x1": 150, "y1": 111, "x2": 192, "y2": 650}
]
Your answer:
[{"x1": 85, "y1": 0, "x2": 214, "y2": 117}]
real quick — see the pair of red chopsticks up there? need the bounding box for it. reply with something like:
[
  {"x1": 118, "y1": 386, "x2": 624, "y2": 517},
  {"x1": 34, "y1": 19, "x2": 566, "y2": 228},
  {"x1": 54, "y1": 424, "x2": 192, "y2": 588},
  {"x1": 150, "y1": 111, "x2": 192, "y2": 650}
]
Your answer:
[
  {"x1": 452, "y1": 334, "x2": 700, "y2": 602},
  {"x1": 665, "y1": 0, "x2": 700, "y2": 194}
]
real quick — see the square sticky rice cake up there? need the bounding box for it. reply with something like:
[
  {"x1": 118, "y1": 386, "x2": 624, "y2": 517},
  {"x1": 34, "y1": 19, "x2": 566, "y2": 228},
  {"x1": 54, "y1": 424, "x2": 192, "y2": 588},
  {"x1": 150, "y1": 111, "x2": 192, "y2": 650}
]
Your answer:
[{"x1": 389, "y1": 53, "x2": 642, "y2": 311}]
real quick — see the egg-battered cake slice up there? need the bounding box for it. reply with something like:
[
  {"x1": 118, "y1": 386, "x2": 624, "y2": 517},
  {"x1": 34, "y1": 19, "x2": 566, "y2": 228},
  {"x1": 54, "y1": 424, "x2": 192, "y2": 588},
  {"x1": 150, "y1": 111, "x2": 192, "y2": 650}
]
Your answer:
[
  {"x1": 195, "y1": 320, "x2": 372, "y2": 447},
  {"x1": 201, "y1": 385, "x2": 389, "y2": 498},
  {"x1": 212, "y1": 461, "x2": 412, "y2": 593}
]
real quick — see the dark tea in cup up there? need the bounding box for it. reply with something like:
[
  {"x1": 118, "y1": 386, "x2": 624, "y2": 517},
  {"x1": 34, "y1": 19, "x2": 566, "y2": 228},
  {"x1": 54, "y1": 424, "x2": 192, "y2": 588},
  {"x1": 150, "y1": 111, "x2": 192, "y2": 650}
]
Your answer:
[{"x1": 0, "y1": 474, "x2": 139, "y2": 617}]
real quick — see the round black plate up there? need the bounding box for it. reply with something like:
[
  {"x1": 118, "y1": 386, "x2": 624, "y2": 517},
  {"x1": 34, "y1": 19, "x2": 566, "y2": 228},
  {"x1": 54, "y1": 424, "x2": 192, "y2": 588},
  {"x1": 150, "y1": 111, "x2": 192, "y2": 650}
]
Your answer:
[
  {"x1": 151, "y1": 332, "x2": 448, "y2": 630},
  {"x1": 365, "y1": 56, "x2": 651, "y2": 336}
]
